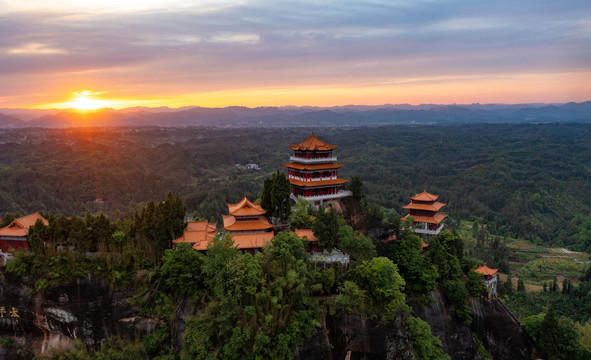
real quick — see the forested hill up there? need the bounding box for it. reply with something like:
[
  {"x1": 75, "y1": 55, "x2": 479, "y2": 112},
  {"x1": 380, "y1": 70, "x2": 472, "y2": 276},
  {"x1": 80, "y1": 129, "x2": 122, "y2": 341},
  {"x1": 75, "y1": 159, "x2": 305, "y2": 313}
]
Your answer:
[
  {"x1": 0, "y1": 123, "x2": 590, "y2": 251},
  {"x1": 1, "y1": 101, "x2": 590, "y2": 127}
]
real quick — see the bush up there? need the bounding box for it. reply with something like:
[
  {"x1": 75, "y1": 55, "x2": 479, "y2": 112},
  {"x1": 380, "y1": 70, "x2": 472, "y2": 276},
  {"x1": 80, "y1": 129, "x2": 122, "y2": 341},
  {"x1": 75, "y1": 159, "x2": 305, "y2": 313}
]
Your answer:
[
  {"x1": 441, "y1": 279, "x2": 472, "y2": 325},
  {"x1": 408, "y1": 316, "x2": 450, "y2": 360}
]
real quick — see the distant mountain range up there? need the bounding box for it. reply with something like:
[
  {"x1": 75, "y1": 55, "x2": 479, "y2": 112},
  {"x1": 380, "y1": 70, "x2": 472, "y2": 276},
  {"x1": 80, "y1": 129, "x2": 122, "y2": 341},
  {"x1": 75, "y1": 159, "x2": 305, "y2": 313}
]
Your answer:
[{"x1": 0, "y1": 101, "x2": 589, "y2": 128}]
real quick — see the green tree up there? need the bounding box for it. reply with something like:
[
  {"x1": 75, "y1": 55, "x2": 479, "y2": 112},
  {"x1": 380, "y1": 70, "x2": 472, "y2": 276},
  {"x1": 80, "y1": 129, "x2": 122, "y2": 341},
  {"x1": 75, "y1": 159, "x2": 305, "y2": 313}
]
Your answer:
[
  {"x1": 28, "y1": 218, "x2": 49, "y2": 254},
  {"x1": 504, "y1": 275, "x2": 513, "y2": 295},
  {"x1": 341, "y1": 257, "x2": 409, "y2": 323},
  {"x1": 261, "y1": 171, "x2": 291, "y2": 222},
  {"x1": 288, "y1": 198, "x2": 314, "y2": 229},
  {"x1": 389, "y1": 232, "x2": 438, "y2": 294},
  {"x1": 340, "y1": 232, "x2": 377, "y2": 262},
  {"x1": 349, "y1": 176, "x2": 364, "y2": 202},
  {"x1": 184, "y1": 232, "x2": 318, "y2": 359},
  {"x1": 517, "y1": 279, "x2": 526, "y2": 292},
  {"x1": 160, "y1": 242, "x2": 203, "y2": 297},
  {"x1": 524, "y1": 305, "x2": 582, "y2": 360},
  {"x1": 408, "y1": 316, "x2": 451, "y2": 360},
  {"x1": 368, "y1": 202, "x2": 384, "y2": 221},
  {"x1": 441, "y1": 278, "x2": 472, "y2": 324},
  {"x1": 312, "y1": 208, "x2": 340, "y2": 251},
  {"x1": 0, "y1": 212, "x2": 20, "y2": 228},
  {"x1": 466, "y1": 271, "x2": 485, "y2": 298}
]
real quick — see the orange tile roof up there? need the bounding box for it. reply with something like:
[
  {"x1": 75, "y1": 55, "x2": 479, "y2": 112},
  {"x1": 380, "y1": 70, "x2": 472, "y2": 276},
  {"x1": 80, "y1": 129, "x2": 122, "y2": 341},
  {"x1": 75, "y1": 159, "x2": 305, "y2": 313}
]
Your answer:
[
  {"x1": 422, "y1": 241, "x2": 429, "y2": 248},
  {"x1": 173, "y1": 221, "x2": 217, "y2": 244},
  {"x1": 289, "y1": 134, "x2": 338, "y2": 151},
  {"x1": 282, "y1": 163, "x2": 343, "y2": 171},
  {"x1": 411, "y1": 192, "x2": 439, "y2": 202},
  {"x1": 474, "y1": 264, "x2": 498, "y2": 276},
  {"x1": 230, "y1": 232, "x2": 274, "y2": 249},
  {"x1": 403, "y1": 202, "x2": 446, "y2": 212},
  {"x1": 288, "y1": 178, "x2": 348, "y2": 187},
  {"x1": 293, "y1": 229, "x2": 318, "y2": 242},
  {"x1": 227, "y1": 196, "x2": 266, "y2": 217},
  {"x1": 401, "y1": 213, "x2": 448, "y2": 224},
  {"x1": 192, "y1": 232, "x2": 274, "y2": 251},
  {"x1": 222, "y1": 214, "x2": 273, "y2": 232},
  {"x1": 0, "y1": 212, "x2": 48, "y2": 237}
]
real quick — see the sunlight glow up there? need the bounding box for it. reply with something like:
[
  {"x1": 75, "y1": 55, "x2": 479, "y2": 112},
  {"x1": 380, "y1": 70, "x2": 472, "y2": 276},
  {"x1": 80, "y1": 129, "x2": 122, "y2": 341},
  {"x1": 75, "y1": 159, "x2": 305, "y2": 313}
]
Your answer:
[{"x1": 66, "y1": 91, "x2": 109, "y2": 110}]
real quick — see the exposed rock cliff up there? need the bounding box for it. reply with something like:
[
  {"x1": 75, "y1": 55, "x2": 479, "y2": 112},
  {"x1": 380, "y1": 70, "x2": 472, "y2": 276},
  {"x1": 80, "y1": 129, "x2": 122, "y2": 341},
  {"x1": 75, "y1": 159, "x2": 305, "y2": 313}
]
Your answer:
[
  {"x1": 412, "y1": 290, "x2": 534, "y2": 360},
  {"x1": 470, "y1": 296, "x2": 534, "y2": 360},
  {"x1": 0, "y1": 274, "x2": 149, "y2": 358},
  {"x1": 295, "y1": 312, "x2": 416, "y2": 360}
]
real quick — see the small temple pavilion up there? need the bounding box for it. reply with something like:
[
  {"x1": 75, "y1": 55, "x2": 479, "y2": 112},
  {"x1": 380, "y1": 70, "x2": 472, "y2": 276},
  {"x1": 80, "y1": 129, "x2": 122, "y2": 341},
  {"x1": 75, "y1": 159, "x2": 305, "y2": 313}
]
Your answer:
[
  {"x1": 0, "y1": 212, "x2": 48, "y2": 257},
  {"x1": 292, "y1": 228, "x2": 319, "y2": 252},
  {"x1": 401, "y1": 191, "x2": 447, "y2": 237},
  {"x1": 172, "y1": 220, "x2": 217, "y2": 251},
  {"x1": 474, "y1": 264, "x2": 499, "y2": 298},
  {"x1": 283, "y1": 134, "x2": 351, "y2": 206},
  {"x1": 222, "y1": 197, "x2": 274, "y2": 252}
]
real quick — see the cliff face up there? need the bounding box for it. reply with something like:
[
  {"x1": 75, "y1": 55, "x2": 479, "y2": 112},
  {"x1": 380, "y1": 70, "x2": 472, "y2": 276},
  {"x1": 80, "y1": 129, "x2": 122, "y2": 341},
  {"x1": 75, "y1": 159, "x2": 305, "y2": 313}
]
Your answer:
[
  {"x1": 470, "y1": 296, "x2": 534, "y2": 360},
  {"x1": 0, "y1": 274, "x2": 150, "y2": 358},
  {"x1": 412, "y1": 290, "x2": 534, "y2": 360},
  {"x1": 412, "y1": 291, "x2": 481, "y2": 360},
  {"x1": 295, "y1": 312, "x2": 416, "y2": 360},
  {"x1": 0, "y1": 273, "x2": 534, "y2": 360}
]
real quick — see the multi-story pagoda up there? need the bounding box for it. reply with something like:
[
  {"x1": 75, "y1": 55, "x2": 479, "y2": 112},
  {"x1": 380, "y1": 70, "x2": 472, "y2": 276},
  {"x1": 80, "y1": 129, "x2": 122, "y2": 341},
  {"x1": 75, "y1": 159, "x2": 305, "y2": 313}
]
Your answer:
[
  {"x1": 222, "y1": 196, "x2": 274, "y2": 252},
  {"x1": 283, "y1": 134, "x2": 351, "y2": 206},
  {"x1": 401, "y1": 191, "x2": 447, "y2": 236},
  {"x1": 474, "y1": 264, "x2": 498, "y2": 298}
]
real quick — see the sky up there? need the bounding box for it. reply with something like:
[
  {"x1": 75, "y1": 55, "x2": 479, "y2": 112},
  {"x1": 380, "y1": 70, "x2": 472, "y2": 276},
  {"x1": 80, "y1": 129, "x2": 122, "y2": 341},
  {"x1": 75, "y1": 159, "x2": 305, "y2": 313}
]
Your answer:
[{"x1": 0, "y1": 0, "x2": 590, "y2": 109}]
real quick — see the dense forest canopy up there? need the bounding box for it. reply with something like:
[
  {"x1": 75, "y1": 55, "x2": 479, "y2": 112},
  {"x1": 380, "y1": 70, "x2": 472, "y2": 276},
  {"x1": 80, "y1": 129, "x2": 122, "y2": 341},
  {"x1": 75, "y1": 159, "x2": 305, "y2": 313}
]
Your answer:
[{"x1": 0, "y1": 123, "x2": 590, "y2": 251}]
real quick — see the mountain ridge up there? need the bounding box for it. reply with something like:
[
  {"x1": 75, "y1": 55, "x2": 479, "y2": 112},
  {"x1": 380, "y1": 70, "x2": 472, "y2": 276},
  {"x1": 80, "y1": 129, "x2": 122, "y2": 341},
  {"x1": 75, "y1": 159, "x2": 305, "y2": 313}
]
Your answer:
[{"x1": 1, "y1": 101, "x2": 589, "y2": 128}]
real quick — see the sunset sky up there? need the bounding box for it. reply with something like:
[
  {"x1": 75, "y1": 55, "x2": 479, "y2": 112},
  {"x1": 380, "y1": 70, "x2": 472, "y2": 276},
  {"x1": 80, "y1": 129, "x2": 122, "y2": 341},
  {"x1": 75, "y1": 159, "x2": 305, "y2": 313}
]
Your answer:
[{"x1": 1, "y1": 0, "x2": 590, "y2": 109}]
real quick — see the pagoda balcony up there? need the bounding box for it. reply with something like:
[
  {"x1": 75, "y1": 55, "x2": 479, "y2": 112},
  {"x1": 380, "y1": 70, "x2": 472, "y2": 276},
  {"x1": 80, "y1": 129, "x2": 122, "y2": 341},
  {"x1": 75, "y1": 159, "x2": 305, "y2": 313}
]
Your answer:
[
  {"x1": 289, "y1": 175, "x2": 338, "y2": 182},
  {"x1": 291, "y1": 190, "x2": 352, "y2": 203},
  {"x1": 290, "y1": 156, "x2": 337, "y2": 164},
  {"x1": 413, "y1": 222, "x2": 444, "y2": 235}
]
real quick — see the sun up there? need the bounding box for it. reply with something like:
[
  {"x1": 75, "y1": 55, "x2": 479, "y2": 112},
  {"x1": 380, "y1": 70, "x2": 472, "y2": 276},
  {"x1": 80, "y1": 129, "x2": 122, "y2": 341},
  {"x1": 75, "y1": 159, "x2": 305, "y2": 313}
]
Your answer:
[{"x1": 67, "y1": 91, "x2": 108, "y2": 110}]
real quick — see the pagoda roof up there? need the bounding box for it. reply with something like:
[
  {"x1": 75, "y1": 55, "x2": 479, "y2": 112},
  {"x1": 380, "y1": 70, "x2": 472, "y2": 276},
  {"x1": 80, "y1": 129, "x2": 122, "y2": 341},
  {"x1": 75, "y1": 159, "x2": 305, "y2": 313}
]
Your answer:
[
  {"x1": 403, "y1": 201, "x2": 446, "y2": 212},
  {"x1": 401, "y1": 213, "x2": 448, "y2": 225},
  {"x1": 0, "y1": 212, "x2": 48, "y2": 237},
  {"x1": 289, "y1": 134, "x2": 338, "y2": 151},
  {"x1": 222, "y1": 214, "x2": 273, "y2": 232},
  {"x1": 227, "y1": 196, "x2": 266, "y2": 217},
  {"x1": 230, "y1": 232, "x2": 275, "y2": 250},
  {"x1": 474, "y1": 264, "x2": 498, "y2": 276},
  {"x1": 293, "y1": 229, "x2": 318, "y2": 242},
  {"x1": 283, "y1": 163, "x2": 343, "y2": 171},
  {"x1": 411, "y1": 192, "x2": 439, "y2": 202},
  {"x1": 173, "y1": 221, "x2": 217, "y2": 244},
  {"x1": 288, "y1": 178, "x2": 348, "y2": 187}
]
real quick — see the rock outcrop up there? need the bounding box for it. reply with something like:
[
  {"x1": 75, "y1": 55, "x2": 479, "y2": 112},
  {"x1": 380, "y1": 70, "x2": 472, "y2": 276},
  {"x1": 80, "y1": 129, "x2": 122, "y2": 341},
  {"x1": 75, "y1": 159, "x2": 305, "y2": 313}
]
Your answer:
[
  {"x1": 470, "y1": 296, "x2": 534, "y2": 360},
  {"x1": 412, "y1": 290, "x2": 534, "y2": 360},
  {"x1": 295, "y1": 312, "x2": 416, "y2": 360},
  {"x1": 0, "y1": 274, "x2": 147, "y2": 358}
]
